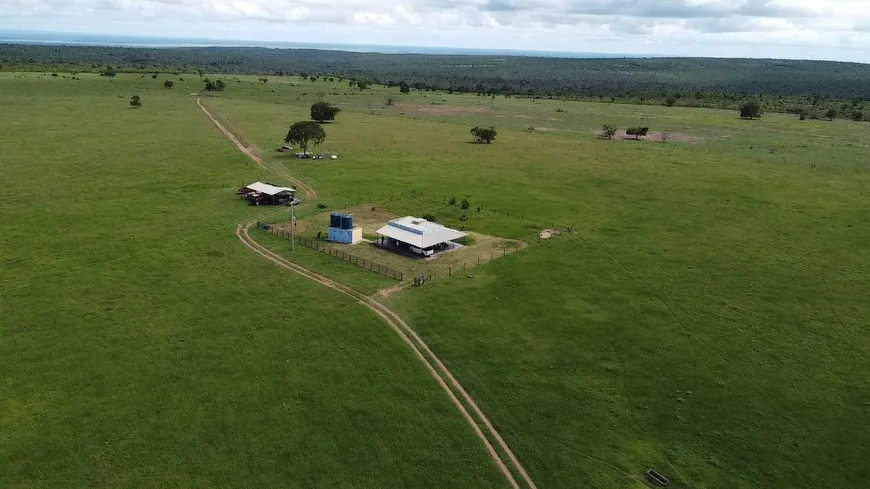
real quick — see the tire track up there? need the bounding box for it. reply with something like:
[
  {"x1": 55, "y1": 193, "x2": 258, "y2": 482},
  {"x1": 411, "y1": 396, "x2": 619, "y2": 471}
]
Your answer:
[
  {"x1": 201, "y1": 97, "x2": 535, "y2": 488},
  {"x1": 237, "y1": 223, "x2": 529, "y2": 489},
  {"x1": 196, "y1": 97, "x2": 317, "y2": 198}
]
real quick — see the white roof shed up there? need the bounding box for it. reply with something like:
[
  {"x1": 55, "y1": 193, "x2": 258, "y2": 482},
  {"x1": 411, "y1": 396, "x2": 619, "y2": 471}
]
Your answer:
[
  {"x1": 244, "y1": 182, "x2": 296, "y2": 196},
  {"x1": 376, "y1": 216, "x2": 467, "y2": 249}
]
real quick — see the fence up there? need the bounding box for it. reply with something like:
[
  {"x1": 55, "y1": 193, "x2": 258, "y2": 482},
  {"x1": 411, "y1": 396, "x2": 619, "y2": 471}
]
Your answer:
[{"x1": 259, "y1": 223, "x2": 403, "y2": 281}]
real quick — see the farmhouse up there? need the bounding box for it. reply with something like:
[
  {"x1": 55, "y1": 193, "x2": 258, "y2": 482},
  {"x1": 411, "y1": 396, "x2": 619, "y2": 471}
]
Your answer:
[
  {"x1": 238, "y1": 181, "x2": 297, "y2": 206},
  {"x1": 376, "y1": 216, "x2": 467, "y2": 257}
]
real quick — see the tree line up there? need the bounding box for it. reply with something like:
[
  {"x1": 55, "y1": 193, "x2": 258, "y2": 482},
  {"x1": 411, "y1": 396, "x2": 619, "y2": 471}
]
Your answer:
[{"x1": 2, "y1": 44, "x2": 869, "y2": 118}]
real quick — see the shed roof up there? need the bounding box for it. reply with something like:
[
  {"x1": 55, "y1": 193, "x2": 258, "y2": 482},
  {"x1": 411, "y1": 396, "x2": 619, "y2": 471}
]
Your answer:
[
  {"x1": 376, "y1": 216, "x2": 467, "y2": 249},
  {"x1": 244, "y1": 181, "x2": 296, "y2": 196}
]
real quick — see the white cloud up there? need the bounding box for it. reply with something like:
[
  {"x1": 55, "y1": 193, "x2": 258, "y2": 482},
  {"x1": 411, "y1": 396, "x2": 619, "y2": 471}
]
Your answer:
[{"x1": 2, "y1": 0, "x2": 870, "y2": 61}]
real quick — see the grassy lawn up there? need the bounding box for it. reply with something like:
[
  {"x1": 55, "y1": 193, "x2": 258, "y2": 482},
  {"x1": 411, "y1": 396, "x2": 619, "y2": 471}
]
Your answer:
[
  {"x1": 0, "y1": 73, "x2": 508, "y2": 488},
  {"x1": 203, "y1": 78, "x2": 870, "y2": 488}
]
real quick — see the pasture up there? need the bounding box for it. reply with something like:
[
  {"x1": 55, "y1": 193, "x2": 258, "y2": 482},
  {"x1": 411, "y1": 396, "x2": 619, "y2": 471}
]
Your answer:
[{"x1": 2, "y1": 71, "x2": 869, "y2": 489}]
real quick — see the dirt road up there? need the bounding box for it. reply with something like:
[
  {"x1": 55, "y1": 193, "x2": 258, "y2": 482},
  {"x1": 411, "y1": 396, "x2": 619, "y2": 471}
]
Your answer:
[
  {"x1": 196, "y1": 97, "x2": 317, "y2": 198},
  {"x1": 200, "y1": 98, "x2": 536, "y2": 489}
]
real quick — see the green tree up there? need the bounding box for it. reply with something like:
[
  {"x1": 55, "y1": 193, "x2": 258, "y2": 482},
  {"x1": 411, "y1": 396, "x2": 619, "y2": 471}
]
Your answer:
[
  {"x1": 470, "y1": 126, "x2": 497, "y2": 143},
  {"x1": 852, "y1": 110, "x2": 864, "y2": 122},
  {"x1": 626, "y1": 127, "x2": 650, "y2": 139},
  {"x1": 285, "y1": 121, "x2": 326, "y2": 155},
  {"x1": 215, "y1": 79, "x2": 226, "y2": 91},
  {"x1": 664, "y1": 96, "x2": 677, "y2": 107},
  {"x1": 602, "y1": 124, "x2": 618, "y2": 140},
  {"x1": 151, "y1": 73, "x2": 158, "y2": 79},
  {"x1": 163, "y1": 80, "x2": 174, "y2": 89},
  {"x1": 310, "y1": 102, "x2": 341, "y2": 123},
  {"x1": 399, "y1": 81, "x2": 410, "y2": 93},
  {"x1": 739, "y1": 100, "x2": 762, "y2": 119},
  {"x1": 357, "y1": 80, "x2": 369, "y2": 89},
  {"x1": 826, "y1": 108, "x2": 837, "y2": 121},
  {"x1": 129, "y1": 95, "x2": 142, "y2": 108}
]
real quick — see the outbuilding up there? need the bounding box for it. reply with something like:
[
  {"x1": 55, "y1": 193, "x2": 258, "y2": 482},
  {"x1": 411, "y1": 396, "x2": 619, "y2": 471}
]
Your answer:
[
  {"x1": 238, "y1": 181, "x2": 297, "y2": 206},
  {"x1": 376, "y1": 216, "x2": 467, "y2": 256}
]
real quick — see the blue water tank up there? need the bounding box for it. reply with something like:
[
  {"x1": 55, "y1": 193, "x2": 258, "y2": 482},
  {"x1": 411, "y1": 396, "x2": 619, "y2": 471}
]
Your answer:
[
  {"x1": 341, "y1": 214, "x2": 354, "y2": 229},
  {"x1": 330, "y1": 212, "x2": 342, "y2": 228}
]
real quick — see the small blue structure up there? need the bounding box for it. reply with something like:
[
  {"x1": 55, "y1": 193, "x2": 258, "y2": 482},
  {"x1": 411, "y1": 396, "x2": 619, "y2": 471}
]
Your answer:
[{"x1": 328, "y1": 213, "x2": 362, "y2": 244}]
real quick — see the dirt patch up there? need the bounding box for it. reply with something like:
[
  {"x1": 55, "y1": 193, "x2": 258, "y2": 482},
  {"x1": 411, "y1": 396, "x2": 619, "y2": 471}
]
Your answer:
[
  {"x1": 533, "y1": 127, "x2": 558, "y2": 132},
  {"x1": 539, "y1": 229, "x2": 562, "y2": 240},
  {"x1": 594, "y1": 129, "x2": 700, "y2": 143},
  {"x1": 396, "y1": 103, "x2": 489, "y2": 117}
]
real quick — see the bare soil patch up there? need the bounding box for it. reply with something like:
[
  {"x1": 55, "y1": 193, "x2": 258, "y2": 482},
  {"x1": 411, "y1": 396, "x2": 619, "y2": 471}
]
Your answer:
[
  {"x1": 396, "y1": 103, "x2": 489, "y2": 117},
  {"x1": 594, "y1": 129, "x2": 700, "y2": 143},
  {"x1": 539, "y1": 229, "x2": 562, "y2": 240}
]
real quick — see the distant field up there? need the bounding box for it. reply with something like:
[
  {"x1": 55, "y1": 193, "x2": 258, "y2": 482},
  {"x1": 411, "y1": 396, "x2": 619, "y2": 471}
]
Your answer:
[{"x1": 2, "y1": 72, "x2": 869, "y2": 489}]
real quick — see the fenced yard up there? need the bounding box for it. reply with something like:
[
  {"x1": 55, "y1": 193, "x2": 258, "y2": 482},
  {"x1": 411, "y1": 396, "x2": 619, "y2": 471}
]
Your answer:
[
  {"x1": 259, "y1": 222, "x2": 403, "y2": 280},
  {"x1": 267, "y1": 205, "x2": 534, "y2": 281}
]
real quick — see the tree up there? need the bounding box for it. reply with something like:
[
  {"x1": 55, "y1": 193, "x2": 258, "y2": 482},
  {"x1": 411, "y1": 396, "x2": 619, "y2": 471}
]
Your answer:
[
  {"x1": 151, "y1": 73, "x2": 158, "y2": 79},
  {"x1": 163, "y1": 80, "x2": 174, "y2": 89},
  {"x1": 460, "y1": 198, "x2": 471, "y2": 210},
  {"x1": 357, "y1": 80, "x2": 369, "y2": 90},
  {"x1": 470, "y1": 126, "x2": 498, "y2": 143},
  {"x1": 385, "y1": 96, "x2": 395, "y2": 106},
  {"x1": 740, "y1": 100, "x2": 762, "y2": 119},
  {"x1": 285, "y1": 121, "x2": 326, "y2": 155},
  {"x1": 626, "y1": 127, "x2": 649, "y2": 139},
  {"x1": 826, "y1": 108, "x2": 837, "y2": 121},
  {"x1": 602, "y1": 124, "x2": 618, "y2": 140},
  {"x1": 310, "y1": 102, "x2": 341, "y2": 123},
  {"x1": 204, "y1": 79, "x2": 226, "y2": 91},
  {"x1": 664, "y1": 96, "x2": 677, "y2": 107},
  {"x1": 399, "y1": 81, "x2": 410, "y2": 93},
  {"x1": 129, "y1": 95, "x2": 142, "y2": 108},
  {"x1": 852, "y1": 110, "x2": 864, "y2": 122}
]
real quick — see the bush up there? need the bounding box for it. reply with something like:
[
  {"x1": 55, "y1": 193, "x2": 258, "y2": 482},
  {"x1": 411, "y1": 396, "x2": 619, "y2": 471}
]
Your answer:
[
  {"x1": 602, "y1": 124, "x2": 618, "y2": 140},
  {"x1": 626, "y1": 127, "x2": 650, "y2": 139},
  {"x1": 422, "y1": 213, "x2": 437, "y2": 222},
  {"x1": 470, "y1": 126, "x2": 497, "y2": 143},
  {"x1": 460, "y1": 198, "x2": 471, "y2": 210},
  {"x1": 740, "y1": 100, "x2": 763, "y2": 119}
]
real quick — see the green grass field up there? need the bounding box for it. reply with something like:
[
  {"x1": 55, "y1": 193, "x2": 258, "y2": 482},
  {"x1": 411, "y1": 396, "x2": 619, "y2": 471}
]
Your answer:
[
  {"x1": 0, "y1": 73, "x2": 508, "y2": 488},
  {"x1": 3, "y1": 71, "x2": 869, "y2": 488}
]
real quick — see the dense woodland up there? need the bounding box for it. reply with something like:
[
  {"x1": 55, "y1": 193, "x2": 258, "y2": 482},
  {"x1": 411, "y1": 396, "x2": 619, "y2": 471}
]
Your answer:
[{"x1": 3, "y1": 43, "x2": 870, "y2": 117}]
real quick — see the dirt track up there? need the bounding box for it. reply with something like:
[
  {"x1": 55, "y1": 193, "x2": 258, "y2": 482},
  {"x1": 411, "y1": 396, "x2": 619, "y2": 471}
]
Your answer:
[
  {"x1": 199, "y1": 98, "x2": 536, "y2": 488},
  {"x1": 196, "y1": 97, "x2": 317, "y2": 198}
]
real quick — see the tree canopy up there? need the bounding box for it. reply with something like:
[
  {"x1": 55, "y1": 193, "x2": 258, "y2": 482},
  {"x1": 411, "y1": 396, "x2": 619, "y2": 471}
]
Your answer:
[
  {"x1": 740, "y1": 101, "x2": 763, "y2": 119},
  {"x1": 626, "y1": 127, "x2": 650, "y2": 139},
  {"x1": 602, "y1": 124, "x2": 618, "y2": 140},
  {"x1": 470, "y1": 126, "x2": 497, "y2": 144},
  {"x1": 163, "y1": 80, "x2": 174, "y2": 89},
  {"x1": 310, "y1": 102, "x2": 341, "y2": 123},
  {"x1": 204, "y1": 79, "x2": 226, "y2": 92},
  {"x1": 285, "y1": 121, "x2": 326, "y2": 154}
]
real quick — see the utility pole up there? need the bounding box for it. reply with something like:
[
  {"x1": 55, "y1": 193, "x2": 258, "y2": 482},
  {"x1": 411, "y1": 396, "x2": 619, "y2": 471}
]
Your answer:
[{"x1": 290, "y1": 206, "x2": 296, "y2": 251}]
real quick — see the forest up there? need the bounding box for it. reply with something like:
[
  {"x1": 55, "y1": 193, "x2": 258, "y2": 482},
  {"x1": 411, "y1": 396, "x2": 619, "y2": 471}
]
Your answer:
[{"x1": 2, "y1": 43, "x2": 870, "y2": 115}]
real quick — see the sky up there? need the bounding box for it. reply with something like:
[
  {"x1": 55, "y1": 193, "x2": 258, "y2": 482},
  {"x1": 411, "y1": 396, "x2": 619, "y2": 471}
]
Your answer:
[{"x1": 2, "y1": 0, "x2": 870, "y2": 62}]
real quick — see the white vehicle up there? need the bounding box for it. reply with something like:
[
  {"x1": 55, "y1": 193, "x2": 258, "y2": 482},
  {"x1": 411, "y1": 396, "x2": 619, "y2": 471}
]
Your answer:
[{"x1": 410, "y1": 246, "x2": 434, "y2": 257}]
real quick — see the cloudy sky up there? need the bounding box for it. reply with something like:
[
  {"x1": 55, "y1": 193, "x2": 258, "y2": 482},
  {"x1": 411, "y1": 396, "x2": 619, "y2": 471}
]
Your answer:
[{"x1": 2, "y1": 0, "x2": 870, "y2": 61}]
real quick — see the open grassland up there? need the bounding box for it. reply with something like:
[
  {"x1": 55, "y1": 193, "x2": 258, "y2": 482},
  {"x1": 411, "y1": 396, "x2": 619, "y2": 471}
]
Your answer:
[
  {"x1": 0, "y1": 73, "x2": 508, "y2": 488},
  {"x1": 201, "y1": 76, "x2": 870, "y2": 488},
  {"x1": 3, "y1": 71, "x2": 870, "y2": 489}
]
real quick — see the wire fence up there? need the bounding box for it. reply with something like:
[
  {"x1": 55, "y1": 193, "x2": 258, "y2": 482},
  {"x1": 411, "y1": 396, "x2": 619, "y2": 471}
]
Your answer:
[{"x1": 258, "y1": 223, "x2": 403, "y2": 281}]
